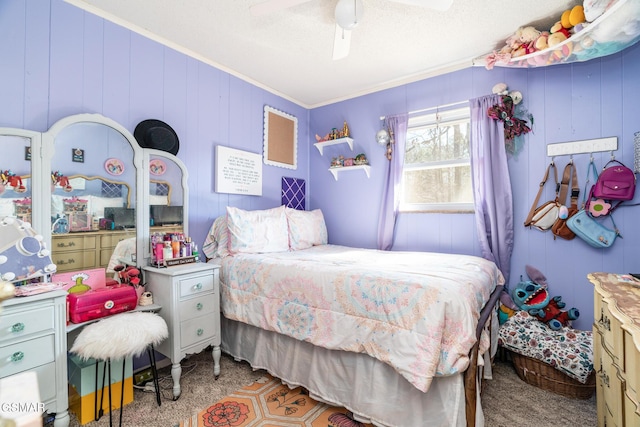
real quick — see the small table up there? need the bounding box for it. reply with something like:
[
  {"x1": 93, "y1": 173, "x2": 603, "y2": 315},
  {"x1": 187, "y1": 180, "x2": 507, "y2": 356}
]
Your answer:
[{"x1": 142, "y1": 262, "x2": 221, "y2": 400}]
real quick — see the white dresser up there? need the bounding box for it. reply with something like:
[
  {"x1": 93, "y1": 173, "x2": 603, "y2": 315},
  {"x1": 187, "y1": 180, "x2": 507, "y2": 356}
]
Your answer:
[
  {"x1": 0, "y1": 290, "x2": 69, "y2": 427},
  {"x1": 143, "y1": 263, "x2": 221, "y2": 400},
  {"x1": 589, "y1": 272, "x2": 640, "y2": 427}
]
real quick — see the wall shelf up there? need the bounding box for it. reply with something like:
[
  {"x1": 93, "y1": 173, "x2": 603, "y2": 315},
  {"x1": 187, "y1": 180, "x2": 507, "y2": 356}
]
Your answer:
[
  {"x1": 329, "y1": 164, "x2": 371, "y2": 180},
  {"x1": 314, "y1": 137, "x2": 353, "y2": 156}
]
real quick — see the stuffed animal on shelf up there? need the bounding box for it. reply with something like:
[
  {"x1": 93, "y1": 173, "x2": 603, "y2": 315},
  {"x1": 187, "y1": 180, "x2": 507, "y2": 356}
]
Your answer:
[{"x1": 509, "y1": 279, "x2": 579, "y2": 330}]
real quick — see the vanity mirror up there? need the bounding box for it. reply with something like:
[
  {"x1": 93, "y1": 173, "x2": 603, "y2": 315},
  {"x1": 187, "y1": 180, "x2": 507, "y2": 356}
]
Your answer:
[
  {"x1": 144, "y1": 150, "x2": 189, "y2": 263},
  {"x1": 43, "y1": 114, "x2": 144, "y2": 272}
]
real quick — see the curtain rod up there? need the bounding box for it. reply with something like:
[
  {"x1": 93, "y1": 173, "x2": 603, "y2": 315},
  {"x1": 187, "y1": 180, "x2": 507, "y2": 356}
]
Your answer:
[{"x1": 379, "y1": 100, "x2": 468, "y2": 121}]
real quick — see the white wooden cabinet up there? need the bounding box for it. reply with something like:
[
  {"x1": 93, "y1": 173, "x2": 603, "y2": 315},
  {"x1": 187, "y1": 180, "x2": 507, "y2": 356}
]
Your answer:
[
  {"x1": 143, "y1": 263, "x2": 221, "y2": 400},
  {"x1": 589, "y1": 272, "x2": 640, "y2": 427},
  {"x1": 0, "y1": 290, "x2": 69, "y2": 427}
]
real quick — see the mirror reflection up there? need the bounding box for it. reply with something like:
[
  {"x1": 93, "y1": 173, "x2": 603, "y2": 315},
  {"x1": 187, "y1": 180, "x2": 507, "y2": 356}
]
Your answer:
[
  {"x1": 0, "y1": 135, "x2": 33, "y2": 223},
  {"x1": 50, "y1": 122, "x2": 137, "y2": 272}
]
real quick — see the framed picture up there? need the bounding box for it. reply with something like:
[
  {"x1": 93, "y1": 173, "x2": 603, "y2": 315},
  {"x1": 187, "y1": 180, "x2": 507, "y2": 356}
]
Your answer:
[
  {"x1": 24, "y1": 146, "x2": 31, "y2": 161},
  {"x1": 72, "y1": 148, "x2": 84, "y2": 163},
  {"x1": 215, "y1": 145, "x2": 263, "y2": 196},
  {"x1": 263, "y1": 105, "x2": 297, "y2": 170}
]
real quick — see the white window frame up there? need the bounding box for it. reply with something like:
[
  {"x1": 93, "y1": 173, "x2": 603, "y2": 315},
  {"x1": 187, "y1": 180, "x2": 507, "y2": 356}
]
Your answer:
[{"x1": 399, "y1": 106, "x2": 474, "y2": 213}]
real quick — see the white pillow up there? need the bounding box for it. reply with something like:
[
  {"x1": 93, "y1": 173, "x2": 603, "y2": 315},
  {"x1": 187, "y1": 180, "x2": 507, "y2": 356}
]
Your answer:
[
  {"x1": 202, "y1": 215, "x2": 231, "y2": 259},
  {"x1": 285, "y1": 208, "x2": 328, "y2": 250},
  {"x1": 226, "y1": 205, "x2": 289, "y2": 254},
  {"x1": 149, "y1": 195, "x2": 169, "y2": 206}
]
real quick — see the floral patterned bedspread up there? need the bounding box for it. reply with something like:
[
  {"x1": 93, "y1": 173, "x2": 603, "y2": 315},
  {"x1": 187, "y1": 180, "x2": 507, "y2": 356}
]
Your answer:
[
  {"x1": 498, "y1": 311, "x2": 594, "y2": 383},
  {"x1": 219, "y1": 244, "x2": 503, "y2": 393}
]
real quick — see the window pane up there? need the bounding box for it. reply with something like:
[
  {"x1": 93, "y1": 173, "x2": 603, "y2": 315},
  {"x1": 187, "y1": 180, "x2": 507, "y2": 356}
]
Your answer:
[
  {"x1": 405, "y1": 122, "x2": 470, "y2": 164},
  {"x1": 402, "y1": 165, "x2": 473, "y2": 204}
]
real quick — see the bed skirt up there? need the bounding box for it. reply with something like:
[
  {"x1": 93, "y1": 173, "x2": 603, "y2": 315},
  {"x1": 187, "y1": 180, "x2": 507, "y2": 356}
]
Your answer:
[{"x1": 221, "y1": 316, "x2": 484, "y2": 427}]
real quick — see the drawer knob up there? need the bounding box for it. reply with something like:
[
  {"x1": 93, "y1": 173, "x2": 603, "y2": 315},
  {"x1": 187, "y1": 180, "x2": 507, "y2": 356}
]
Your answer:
[
  {"x1": 11, "y1": 323, "x2": 25, "y2": 333},
  {"x1": 193, "y1": 283, "x2": 202, "y2": 291},
  {"x1": 10, "y1": 351, "x2": 24, "y2": 362},
  {"x1": 197, "y1": 328, "x2": 204, "y2": 336},
  {"x1": 196, "y1": 303, "x2": 203, "y2": 310}
]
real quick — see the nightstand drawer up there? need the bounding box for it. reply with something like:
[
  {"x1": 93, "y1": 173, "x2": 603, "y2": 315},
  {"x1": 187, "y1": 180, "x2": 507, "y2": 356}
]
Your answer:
[
  {"x1": 179, "y1": 273, "x2": 214, "y2": 298},
  {"x1": 0, "y1": 306, "x2": 54, "y2": 344},
  {"x1": 0, "y1": 335, "x2": 55, "y2": 378},
  {"x1": 180, "y1": 312, "x2": 218, "y2": 349},
  {"x1": 179, "y1": 294, "x2": 215, "y2": 321}
]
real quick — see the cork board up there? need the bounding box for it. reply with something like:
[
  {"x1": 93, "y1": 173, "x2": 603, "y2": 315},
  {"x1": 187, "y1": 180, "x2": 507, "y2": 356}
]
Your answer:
[{"x1": 263, "y1": 106, "x2": 297, "y2": 170}]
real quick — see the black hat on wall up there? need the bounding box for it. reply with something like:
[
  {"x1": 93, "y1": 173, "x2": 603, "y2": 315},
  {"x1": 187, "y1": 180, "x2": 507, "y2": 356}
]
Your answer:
[{"x1": 134, "y1": 119, "x2": 180, "y2": 155}]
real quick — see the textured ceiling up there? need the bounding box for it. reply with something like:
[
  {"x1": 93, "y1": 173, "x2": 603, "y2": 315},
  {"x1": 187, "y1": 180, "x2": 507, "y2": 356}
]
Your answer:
[{"x1": 64, "y1": 0, "x2": 580, "y2": 107}]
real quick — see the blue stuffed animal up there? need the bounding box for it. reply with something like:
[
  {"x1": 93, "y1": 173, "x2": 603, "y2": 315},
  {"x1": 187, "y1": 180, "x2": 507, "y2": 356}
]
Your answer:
[{"x1": 510, "y1": 280, "x2": 579, "y2": 330}]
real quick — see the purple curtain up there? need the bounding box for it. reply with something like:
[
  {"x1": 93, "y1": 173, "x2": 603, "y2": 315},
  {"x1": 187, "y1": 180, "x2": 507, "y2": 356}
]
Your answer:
[
  {"x1": 377, "y1": 113, "x2": 408, "y2": 250},
  {"x1": 470, "y1": 95, "x2": 514, "y2": 283}
]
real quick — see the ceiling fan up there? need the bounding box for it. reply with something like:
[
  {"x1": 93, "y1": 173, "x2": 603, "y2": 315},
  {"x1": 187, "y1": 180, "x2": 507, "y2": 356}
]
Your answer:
[{"x1": 250, "y1": 0, "x2": 454, "y2": 60}]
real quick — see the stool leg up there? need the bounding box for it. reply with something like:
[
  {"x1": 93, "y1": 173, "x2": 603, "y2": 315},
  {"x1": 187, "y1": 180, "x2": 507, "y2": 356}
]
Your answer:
[
  {"x1": 108, "y1": 359, "x2": 113, "y2": 427},
  {"x1": 96, "y1": 360, "x2": 106, "y2": 421},
  {"x1": 119, "y1": 358, "x2": 126, "y2": 427},
  {"x1": 149, "y1": 344, "x2": 161, "y2": 406}
]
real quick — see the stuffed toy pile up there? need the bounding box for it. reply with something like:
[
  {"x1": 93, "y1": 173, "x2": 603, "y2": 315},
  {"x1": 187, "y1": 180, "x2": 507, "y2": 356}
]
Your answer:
[
  {"x1": 499, "y1": 265, "x2": 579, "y2": 330},
  {"x1": 484, "y1": 0, "x2": 626, "y2": 69}
]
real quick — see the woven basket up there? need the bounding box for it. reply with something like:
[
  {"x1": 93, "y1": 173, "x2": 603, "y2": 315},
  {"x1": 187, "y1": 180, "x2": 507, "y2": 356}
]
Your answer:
[{"x1": 511, "y1": 352, "x2": 595, "y2": 399}]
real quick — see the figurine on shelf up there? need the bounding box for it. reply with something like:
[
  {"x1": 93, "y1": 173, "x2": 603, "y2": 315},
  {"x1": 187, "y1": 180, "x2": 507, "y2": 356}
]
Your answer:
[
  {"x1": 315, "y1": 133, "x2": 330, "y2": 143},
  {"x1": 342, "y1": 121, "x2": 350, "y2": 138},
  {"x1": 354, "y1": 153, "x2": 368, "y2": 165},
  {"x1": 344, "y1": 158, "x2": 354, "y2": 167},
  {"x1": 330, "y1": 156, "x2": 344, "y2": 168}
]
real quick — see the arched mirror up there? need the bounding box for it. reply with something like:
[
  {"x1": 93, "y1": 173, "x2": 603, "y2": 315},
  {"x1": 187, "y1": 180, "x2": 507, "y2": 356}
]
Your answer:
[
  {"x1": 143, "y1": 149, "x2": 189, "y2": 264},
  {"x1": 0, "y1": 128, "x2": 47, "y2": 233},
  {"x1": 43, "y1": 114, "x2": 144, "y2": 273}
]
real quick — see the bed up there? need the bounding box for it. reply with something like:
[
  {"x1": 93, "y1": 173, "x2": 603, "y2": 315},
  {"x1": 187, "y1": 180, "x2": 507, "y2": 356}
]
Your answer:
[{"x1": 203, "y1": 206, "x2": 505, "y2": 427}]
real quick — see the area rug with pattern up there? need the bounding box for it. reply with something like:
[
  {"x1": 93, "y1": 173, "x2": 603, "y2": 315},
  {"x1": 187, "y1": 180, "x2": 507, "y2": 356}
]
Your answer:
[{"x1": 178, "y1": 374, "x2": 373, "y2": 427}]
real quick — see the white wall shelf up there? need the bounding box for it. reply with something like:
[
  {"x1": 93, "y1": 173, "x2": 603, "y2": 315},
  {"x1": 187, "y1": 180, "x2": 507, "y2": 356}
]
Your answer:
[
  {"x1": 314, "y1": 137, "x2": 353, "y2": 156},
  {"x1": 329, "y1": 164, "x2": 371, "y2": 180}
]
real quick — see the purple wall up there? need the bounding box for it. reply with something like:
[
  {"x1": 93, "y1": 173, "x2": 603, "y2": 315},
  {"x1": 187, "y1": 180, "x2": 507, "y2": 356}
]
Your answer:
[
  {"x1": 3, "y1": 0, "x2": 640, "y2": 330},
  {"x1": 309, "y1": 47, "x2": 640, "y2": 330}
]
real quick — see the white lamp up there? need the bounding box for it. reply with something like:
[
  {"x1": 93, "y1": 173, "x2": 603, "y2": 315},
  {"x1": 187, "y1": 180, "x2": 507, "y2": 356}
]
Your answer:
[{"x1": 335, "y1": 0, "x2": 364, "y2": 30}]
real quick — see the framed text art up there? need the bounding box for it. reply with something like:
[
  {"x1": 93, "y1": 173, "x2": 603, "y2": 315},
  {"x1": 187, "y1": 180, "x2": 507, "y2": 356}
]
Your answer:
[
  {"x1": 263, "y1": 105, "x2": 297, "y2": 170},
  {"x1": 215, "y1": 146, "x2": 263, "y2": 196}
]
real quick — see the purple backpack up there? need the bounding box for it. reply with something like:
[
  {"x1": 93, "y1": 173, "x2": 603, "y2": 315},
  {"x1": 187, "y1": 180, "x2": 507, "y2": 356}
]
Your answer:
[{"x1": 592, "y1": 160, "x2": 636, "y2": 202}]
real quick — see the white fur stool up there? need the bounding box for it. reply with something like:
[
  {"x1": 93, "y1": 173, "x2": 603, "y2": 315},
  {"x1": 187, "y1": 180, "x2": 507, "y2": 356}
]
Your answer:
[{"x1": 70, "y1": 311, "x2": 168, "y2": 427}]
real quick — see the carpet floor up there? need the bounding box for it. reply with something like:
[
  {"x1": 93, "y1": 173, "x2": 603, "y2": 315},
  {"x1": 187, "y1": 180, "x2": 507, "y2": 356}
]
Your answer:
[{"x1": 66, "y1": 349, "x2": 597, "y2": 427}]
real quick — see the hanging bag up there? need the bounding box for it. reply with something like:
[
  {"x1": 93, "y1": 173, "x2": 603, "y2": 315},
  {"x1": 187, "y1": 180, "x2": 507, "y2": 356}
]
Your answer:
[
  {"x1": 586, "y1": 159, "x2": 636, "y2": 214},
  {"x1": 567, "y1": 160, "x2": 621, "y2": 248},
  {"x1": 551, "y1": 161, "x2": 580, "y2": 240},
  {"x1": 524, "y1": 162, "x2": 560, "y2": 231}
]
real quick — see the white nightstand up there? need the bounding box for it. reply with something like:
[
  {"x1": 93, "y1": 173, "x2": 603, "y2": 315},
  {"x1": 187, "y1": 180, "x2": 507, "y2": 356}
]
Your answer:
[{"x1": 142, "y1": 262, "x2": 221, "y2": 400}]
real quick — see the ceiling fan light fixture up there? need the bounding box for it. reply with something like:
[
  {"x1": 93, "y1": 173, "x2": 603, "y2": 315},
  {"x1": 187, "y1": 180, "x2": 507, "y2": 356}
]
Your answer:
[{"x1": 335, "y1": 0, "x2": 364, "y2": 30}]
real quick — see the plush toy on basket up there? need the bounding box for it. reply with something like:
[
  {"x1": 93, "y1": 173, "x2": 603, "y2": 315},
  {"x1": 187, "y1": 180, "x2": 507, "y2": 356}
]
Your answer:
[{"x1": 508, "y1": 265, "x2": 579, "y2": 330}]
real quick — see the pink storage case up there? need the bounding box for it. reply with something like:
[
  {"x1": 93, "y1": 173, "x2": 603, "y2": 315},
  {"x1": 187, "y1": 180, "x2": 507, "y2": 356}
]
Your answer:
[{"x1": 67, "y1": 285, "x2": 137, "y2": 324}]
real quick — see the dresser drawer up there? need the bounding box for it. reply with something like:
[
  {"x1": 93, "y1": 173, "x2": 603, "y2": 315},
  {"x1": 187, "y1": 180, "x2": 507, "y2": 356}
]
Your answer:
[
  {"x1": 179, "y1": 294, "x2": 215, "y2": 322},
  {"x1": 180, "y1": 312, "x2": 218, "y2": 349},
  {"x1": 100, "y1": 233, "x2": 130, "y2": 249},
  {"x1": 595, "y1": 297, "x2": 623, "y2": 363},
  {"x1": 0, "y1": 306, "x2": 54, "y2": 344},
  {"x1": 0, "y1": 335, "x2": 55, "y2": 378},
  {"x1": 179, "y1": 273, "x2": 214, "y2": 299},
  {"x1": 51, "y1": 250, "x2": 97, "y2": 272},
  {"x1": 600, "y1": 343, "x2": 623, "y2": 427},
  {"x1": 52, "y1": 235, "x2": 96, "y2": 252}
]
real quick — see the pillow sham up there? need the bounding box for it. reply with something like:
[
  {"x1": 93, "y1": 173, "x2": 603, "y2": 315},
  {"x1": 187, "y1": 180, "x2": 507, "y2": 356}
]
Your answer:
[
  {"x1": 202, "y1": 215, "x2": 230, "y2": 259},
  {"x1": 285, "y1": 208, "x2": 328, "y2": 250},
  {"x1": 226, "y1": 205, "x2": 289, "y2": 254}
]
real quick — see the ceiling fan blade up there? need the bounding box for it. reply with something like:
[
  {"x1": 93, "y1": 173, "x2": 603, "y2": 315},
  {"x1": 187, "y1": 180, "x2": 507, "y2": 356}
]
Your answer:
[
  {"x1": 250, "y1": 0, "x2": 313, "y2": 16},
  {"x1": 388, "y1": 0, "x2": 453, "y2": 12},
  {"x1": 332, "y1": 24, "x2": 351, "y2": 60}
]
